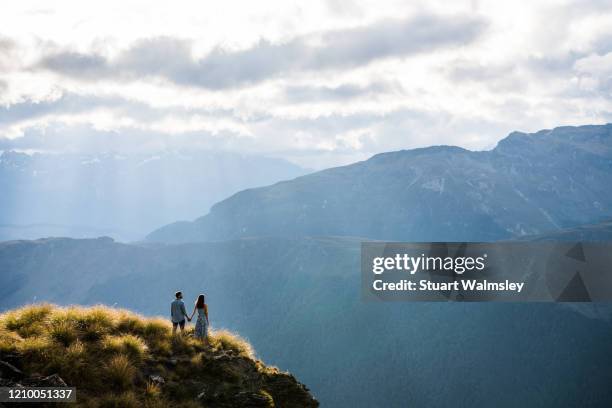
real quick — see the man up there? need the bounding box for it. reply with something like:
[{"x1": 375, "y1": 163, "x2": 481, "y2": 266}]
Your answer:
[{"x1": 171, "y1": 291, "x2": 191, "y2": 334}]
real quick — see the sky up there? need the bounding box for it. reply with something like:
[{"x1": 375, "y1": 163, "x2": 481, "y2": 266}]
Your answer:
[{"x1": 0, "y1": 0, "x2": 611, "y2": 169}]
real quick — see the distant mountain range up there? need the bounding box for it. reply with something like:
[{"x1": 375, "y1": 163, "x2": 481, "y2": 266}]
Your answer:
[
  {"x1": 3, "y1": 124, "x2": 612, "y2": 406},
  {"x1": 2, "y1": 225, "x2": 612, "y2": 407},
  {"x1": 0, "y1": 150, "x2": 307, "y2": 241},
  {"x1": 148, "y1": 124, "x2": 612, "y2": 243}
]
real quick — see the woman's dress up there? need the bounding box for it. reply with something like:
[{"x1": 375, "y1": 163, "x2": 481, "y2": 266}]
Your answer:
[{"x1": 194, "y1": 307, "x2": 208, "y2": 339}]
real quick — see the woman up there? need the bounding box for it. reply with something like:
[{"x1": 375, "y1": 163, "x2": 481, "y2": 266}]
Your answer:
[{"x1": 190, "y1": 294, "x2": 209, "y2": 344}]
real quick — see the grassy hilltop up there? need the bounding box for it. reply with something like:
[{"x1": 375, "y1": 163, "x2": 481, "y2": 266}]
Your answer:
[{"x1": 0, "y1": 304, "x2": 318, "y2": 407}]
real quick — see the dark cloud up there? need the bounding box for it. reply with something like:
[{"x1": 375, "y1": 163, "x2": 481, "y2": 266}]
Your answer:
[
  {"x1": 41, "y1": 52, "x2": 109, "y2": 78},
  {"x1": 0, "y1": 36, "x2": 17, "y2": 72},
  {"x1": 312, "y1": 14, "x2": 484, "y2": 67},
  {"x1": 448, "y1": 60, "x2": 516, "y2": 82},
  {"x1": 38, "y1": 14, "x2": 487, "y2": 89},
  {"x1": 526, "y1": 52, "x2": 586, "y2": 75},
  {"x1": 0, "y1": 40, "x2": 13, "y2": 53},
  {"x1": 284, "y1": 81, "x2": 399, "y2": 102},
  {"x1": 444, "y1": 60, "x2": 527, "y2": 93},
  {"x1": 0, "y1": 93, "x2": 108, "y2": 124},
  {"x1": 592, "y1": 34, "x2": 612, "y2": 56},
  {"x1": 0, "y1": 92, "x2": 235, "y2": 127}
]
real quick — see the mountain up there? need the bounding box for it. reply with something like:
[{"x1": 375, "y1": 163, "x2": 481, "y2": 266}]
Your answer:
[
  {"x1": 0, "y1": 150, "x2": 307, "y2": 242},
  {"x1": 516, "y1": 219, "x2": 612, "y2": 241},
  {"x1": 1, "y1": 235, "x2": 612, "y2": 407},
  {"x1": 0, "y1": 304, "x2": 318, "y2": 407},
  {"x1": 3, "y1": 124, "x2": 612, "y2": 407},
  {"x1": 148, "y1": 124, "x2": 612, "y2": 243}
]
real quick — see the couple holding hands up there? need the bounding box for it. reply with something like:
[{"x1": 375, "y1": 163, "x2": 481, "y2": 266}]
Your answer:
[{"x1": 170, "y1": 291, "x2": 209, "y2": 344}]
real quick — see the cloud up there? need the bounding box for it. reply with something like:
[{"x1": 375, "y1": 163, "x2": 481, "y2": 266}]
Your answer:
[
  {"x1": 0, "y1": 36, "x2": 17, "y2": 72},
  {"x1": 284, "y1": 81, "x2": 398, "y2": 102},
  {"x1": 40, "y1": 52, "x2": 110, "y2": 79},
  {"x1": 1, "y1": 1, "x2": 611, "y2": 169},
  {"x1": 0, "y1": 37, "x2": 14, "y2": 52},
  {"x1": 0, "y1": 122, "x2": 246, "y2": 154},
  {"x1": 573, "y1": 52, "x2": 612, "y2": 95},
  {"x1": 574, "y1": 52, "x2": 612, "y2": 76},
  {"x1": 0, "y1": 93, "x2": 108, "y2": 124},
  {"x1": 0, "y1": 91, "x2": 240, "y2": 138},
  {"x1": 38, "y1": 14, "x2": 486, "y2": 89},
  {"x1": 446, "y1": 60, "x2": 518, "y2": 83}
]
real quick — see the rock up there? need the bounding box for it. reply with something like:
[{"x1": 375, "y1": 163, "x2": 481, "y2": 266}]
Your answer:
[
  {"x1": 230, "y1": 391, "x2": 271, "y2": 407},
  {"x1": 42, "y1": 374, "x2": 68, "y2": 387},
  {"x1": 0, "y1": 378, "x2": 17, "y2": 387},
  {"x1": 149, "y1": 375, "x2": 165, "y2": 386},
  {"x1": 265, "y1": 372, "x2": 319, "y2": 407},
  {"x1": 23, "y1": 374, "x2": 67, "y2": 387},
  {"x1": 0, "y1": 361, "x2": 24, "y2": 381}
]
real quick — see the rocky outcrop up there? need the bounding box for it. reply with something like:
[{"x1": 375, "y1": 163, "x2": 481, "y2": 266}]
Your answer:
[{"x1": 0, "y1": 304, "x2": 318, "y2": 407}]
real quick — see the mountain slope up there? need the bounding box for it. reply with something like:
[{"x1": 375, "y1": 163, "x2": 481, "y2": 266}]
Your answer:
[
  {"x1": 516, "y1": 219, "x2": 612, "y2": 241},
  {"x1": 0, "y1": 304, "x2": 318, "y2": 407},
  {"x1": 0, "y1": 150, "x2": 307, "y2": 241},
  {"x1": 148, "y1": 124, "x2": 612, "y2": 243}
]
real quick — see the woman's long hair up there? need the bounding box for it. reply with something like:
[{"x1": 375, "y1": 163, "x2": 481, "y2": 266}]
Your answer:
[{"x1": 195, "y1": 294, "x2": 205, "y2": 309}]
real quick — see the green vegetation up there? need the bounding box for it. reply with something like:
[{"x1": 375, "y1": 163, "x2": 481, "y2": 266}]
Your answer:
[{"x1": 0, "y1": 304, "x2": 317, "y2": 407}]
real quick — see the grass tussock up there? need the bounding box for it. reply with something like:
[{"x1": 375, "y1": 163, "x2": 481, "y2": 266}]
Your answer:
[
  {"x1": 94, "y1": 391, "x2": 140, "y2": 408},
  {"x1": 49, "y1": 320, "x2": 79, "y2": 346},
  {"x1": 4, "y1": 303, "x2": 53, "y2": 331},
  {"x1": 102, "y1": 334, "x2": 148, "y2": 362},
  {"x1": 105, "y1": 354, "x2": 136, "y2": 390},
  {"x1": 209, "y1": 329, "x2": 254, "y2": 359},
  {"x1": 0, "y1": 303, "x2": 266, "y2": 407}
]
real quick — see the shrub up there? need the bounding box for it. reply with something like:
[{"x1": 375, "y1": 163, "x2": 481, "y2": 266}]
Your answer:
[
  {"x1": 49, "y1": 320, "x2": 78, "y2": 346},
  {"x1": 81, "y1": 321, "x2": 108, "y2": 342},
  {"x1": 171, "y1": 334, "x2": 197, "y2": 356},
  {"x1": 174, "y1": 402, "x2": 202, "y2": 408},
  {"x1": 147, "y1": 338, "x2": 172, "y2": 356},
  {"x1": 0, "y1": 327, "x2": 20, "y2": 353},
  {"x1": 65, "y1": 340, "x2": 86, "y2": 362},
  {"x1": 116, "y1": 312, "x2": 146, "y2": 335},
  {"x1": 190, "y1": 352, "x2": 205, "y2": 366},
  {"x1": 2, "y1": 304, "x2": 53, "y2": 331},
  {"x1": 16, "y1": 336, "x2": 53, "y2": 362},
  {"x1": 145, "y1": 381, "x2": 161, "y2": 398},
  {"x1": 102, "y1": 335, "x2": 148, "y2": 362},
  {"x1": 15, "y1": 323, "x2": 45, "y2": 339},
  {"x1": 59, "y1": 306, "x2": 114, "y2": 332},
  {"x1": 104, "y1": 355, "x2": 136, "y2": 390},
  {"x1": 95, "y1": 391, "x2": 140, "y2": 408},
  {"x1": 45, "y1": 341, "x2": 90, "y2": 385},
  {"x1": 82, "y1": 306, "x2": 115, "y2": 328},
  {"x1": 210, "y1": 329, "x2": 254, "y2": 358},
  {"x1": 143, "y1": 318, "x2": 170, "y2": 339},
  {"x1": 259, "y1": 389, "x2": 275, "y2": 407},
  {"x1": 120, "y1": 335, "x2": 148, "y2": 361}
]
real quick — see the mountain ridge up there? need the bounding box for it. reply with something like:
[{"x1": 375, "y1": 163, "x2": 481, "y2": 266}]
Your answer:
[{"x1": 147, "y1": 123, "x2": 612, "y2": 243}]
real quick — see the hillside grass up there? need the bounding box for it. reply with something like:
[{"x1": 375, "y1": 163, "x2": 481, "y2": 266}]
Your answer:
[{"x1": 0, "y1": 303, "x2": 258, "y2": 407}]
